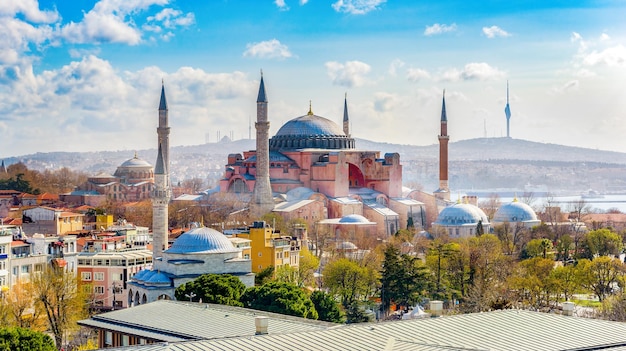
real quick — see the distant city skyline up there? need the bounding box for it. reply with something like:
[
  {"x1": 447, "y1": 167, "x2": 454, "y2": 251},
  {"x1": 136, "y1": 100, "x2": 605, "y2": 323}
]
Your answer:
[{"x1": 1, "y1": 0, "x2": 625, "y2": 158}]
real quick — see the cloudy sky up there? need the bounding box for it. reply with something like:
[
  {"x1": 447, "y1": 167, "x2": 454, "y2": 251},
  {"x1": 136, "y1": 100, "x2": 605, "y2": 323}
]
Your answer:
[{"x1": 1, "y1": 0, "x2": 625, "y2": 159}]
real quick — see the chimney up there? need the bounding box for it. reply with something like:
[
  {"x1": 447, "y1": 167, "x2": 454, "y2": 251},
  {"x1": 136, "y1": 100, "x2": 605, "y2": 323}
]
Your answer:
[
  {"x1": 430, "y1": 300, "x2": 443, "y2": 317},
  {"x1": 562, "y1": 302, "x2": 575, "y2": 316},
  {"x1": 255, "y1": 316, "x2": 269, "y2": 335}
]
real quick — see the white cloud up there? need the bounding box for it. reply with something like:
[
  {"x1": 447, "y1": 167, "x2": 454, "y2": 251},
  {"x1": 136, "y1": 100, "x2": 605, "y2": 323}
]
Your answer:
[
  {"x1": 600, "y1": 33, "x2": 610, "y2": 41},
  {"x1": 325, "y1": 60, "x2": 371, "y2": 87},
  {"x1": 440, "y1": 62, "x2": 505, "y2": 82},
  {"x1": 407, "y1": 67, "x2": 430, "y2": 82},
  {"x1": 331, "y1": 0, "x2": 386, "y2": 15},
  {"x1": 243, "y1": 39, "x2": 293, "y2": 59},
  {"x1": 388, "y1": 59, "x2": 404, "y2": 76},
  {"x1": 59, "y1": 0, "x2": 192, "y2": 45},
  {"x1": 300, "y1": 0, "x2": 309, "y2": 4},
  {"x1": 275, "y1": 0, "x2": 289, "y2": 10},
  {"x1": 424, "y1": 23, "x2": 457, "y2": 36},
  {"x1": 482, "y1": 25, "x2": 510, "y2": 39},
  {"x1": 552, "y1": 80, "x2": 579, "y2": 94},
  {"x1": 582, "y1": 45, "x2": 626, "y2": 67},
  {"x1": 373, "y1": 92, "x2": 398, "y2": 112},
  {"x1": 0, "y1": 0, "x2": 59, "y2": 23}
]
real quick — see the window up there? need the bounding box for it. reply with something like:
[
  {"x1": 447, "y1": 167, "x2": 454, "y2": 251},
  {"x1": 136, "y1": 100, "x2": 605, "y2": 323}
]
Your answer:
[
  {"x1": 258, "y1": 252, "x2": 262, "y2": 257},
  {"x1": 21, "y1": 265, "x2": 30, "y2": 274},
  {"x1": 34, "y1": 264, "x2": 43, "y2": 272},
  {"x1": 0, "y1": 245, "x2": 6, "y2": 254},
  {"x1": 81, "y1": 272, "x2": 92, "y2": 281},
  {"x1": 105, "y1": 331, "x2": 112, "y2": 346},
  {"x1": 0, "y1": 261, "x2": 5, "y2": 270},
  {"x1": 94, "y1": 286, "x2": 105, "y2": 294},
  {"x1": 12, "y1": 267, "x2": 17, "y2": 276},
  {"x1": 94, "y1": 272, "x2": 104, "y2": 281}
]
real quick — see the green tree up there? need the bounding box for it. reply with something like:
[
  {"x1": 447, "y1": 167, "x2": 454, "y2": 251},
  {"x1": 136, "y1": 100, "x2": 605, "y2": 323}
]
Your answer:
[
  {"x1": 584, "y1": 229, "x2": 623, "y2": 257},
  {"x1": 255, "y1": 266, "x2": 275, "y2": 286},
  {"x1": 523, "y1": 238, "x2": 554, "y2": 259},
  {"x1": 0, "y1": 326, "x2": 55, "y2": 351},
  {"x1": 509, "y1": 257, "x2": 556, "y2": 309},
  {"x1": 323, "y1": 258, "x2": 373, "y2": 308},
  {"x1": 241, "y1": 281, "x2": 318, "y2": 319},
  {"x1": 425, "y1": 240, "x2": 460, "y2": 300},
  {"x1": 175, "y1": 274, "x2": 246, "y2": 307},
  {"x1": 310, "y1": 291, "x2": 344, "y2": 323},
  {"x1": 550, "y1": 264, "x2": 580, "y2": 302},
  {"x1": 296, "y1": 250, "x2": 320, "y2": 288},
  {"x1": 30, "y1": 266, "x2": 88, "y2": 349},
  {"x1": 578, "y1": 256, "x2": 624, "y2": 301},
  {"x1": 380, "y1": 245, "x2": 430, "y2": 313}
]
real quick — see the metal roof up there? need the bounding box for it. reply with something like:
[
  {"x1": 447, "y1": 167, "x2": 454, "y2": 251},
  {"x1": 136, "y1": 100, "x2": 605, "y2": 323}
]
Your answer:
[
  {"x1": 98, "y1": 309, "x2": 626, "y2": 351},
  {"x1": 80, "y1": 300, "x2": 333, "y2": 344}
]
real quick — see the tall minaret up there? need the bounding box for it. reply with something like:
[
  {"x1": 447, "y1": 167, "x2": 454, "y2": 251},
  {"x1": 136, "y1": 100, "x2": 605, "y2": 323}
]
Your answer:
[
  {"x1": 436, "y1": 90, "x2": 450, "y2": 201},
  {"x1": 152, "y1": 82, "x2": 171, "y2": 261},
  {"x1": 251, "y1": 72, "x2": 274, "y2": 216},
  {"x1": 504, "y1": 80, "x2": 511, "y2": 138},
  {"x1": 343, "y1": 93, "x2": 349, "y2": 136}
]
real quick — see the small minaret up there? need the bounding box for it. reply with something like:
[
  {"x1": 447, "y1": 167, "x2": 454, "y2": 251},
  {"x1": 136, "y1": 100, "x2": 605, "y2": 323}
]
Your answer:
[
  {"x1": 0, "y1": 160, "x2": 6, "y2": 174},
  {"x1": 152, "y1": 82, "x2": 171, "y2": 261},
  {"x1": 504, "y1": 80, "x2": 511, "y2": 138},
  {"x1": 343, "y1": 93, "x2": 350, "y2": 136},
  {"x1": 436, "y1": 90, "x2": 450, "y2": 201},
  {"x1": 251, "y1": 72, "x2": 274, "y2": 216}
]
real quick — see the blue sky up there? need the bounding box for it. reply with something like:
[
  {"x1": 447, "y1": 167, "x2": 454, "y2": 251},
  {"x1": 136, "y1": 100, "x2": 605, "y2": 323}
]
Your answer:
[{"x1": 1, "y1": 0, "x2": 625, "y2": 159}]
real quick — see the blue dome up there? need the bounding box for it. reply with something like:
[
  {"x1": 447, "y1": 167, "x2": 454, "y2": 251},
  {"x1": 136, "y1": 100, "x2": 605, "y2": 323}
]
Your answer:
[
  {"x1": 166, "y1": 227, "x2": 237, "y2": 254},
  {"x1": 434, "y1": 203, "x2": 489, "y2": 226},
  {"x1": 145, "y1": 271, "x2": 171, "y2": 285},
  {"x1": 493, "y1": 200, "x2": 538, "y2": 223},
  {"x1": 133, "y1": 269, "x2": 149, "y2": 281},
  {"x1": 269, "y1": 113, "x2": 355, "y2": 150}
]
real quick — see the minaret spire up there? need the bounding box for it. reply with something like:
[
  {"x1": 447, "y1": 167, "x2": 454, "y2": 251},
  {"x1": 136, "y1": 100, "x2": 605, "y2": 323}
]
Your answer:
[
  {"x1": 251, "y1": 72, "x2": 274, "y2": 216},
  {"x1": 343, "y1": 92, "x2": 350, "y2": 137},
  {"x1": 152, "y1": 81, "x2": 171, "y2": 261},
  {"x1": 436, "y1": 89, "x2": 450, "y2": 201},
  {"x1": 504, "y1": 80, "x2": 511, "y2": 138}
]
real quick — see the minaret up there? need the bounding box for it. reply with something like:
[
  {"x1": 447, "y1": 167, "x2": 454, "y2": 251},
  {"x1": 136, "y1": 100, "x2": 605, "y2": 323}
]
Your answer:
[
  {"x1": 436, "y1": 90, "x2": 450, "y2": 201},
  {"x1": 504, "y1": 80, "x2": 511, "y2": 138},
  {"x1": 152, "y1": 82, "x2": 171, "y2": 261},
  {"x1": 251, "y1": 72, "x2": 274, "y2": 216},
  {"x1": 0, "y1": 160, "x2": 6, "y2": 174},
  {"x1": 343, "y1": 93, "x2": 349, "y2": 136}
]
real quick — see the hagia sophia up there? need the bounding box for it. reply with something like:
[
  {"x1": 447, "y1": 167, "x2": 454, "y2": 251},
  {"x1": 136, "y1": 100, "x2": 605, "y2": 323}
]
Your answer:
[{"x1": 82, "y1": 75, "x2": 538, "y2": 306}]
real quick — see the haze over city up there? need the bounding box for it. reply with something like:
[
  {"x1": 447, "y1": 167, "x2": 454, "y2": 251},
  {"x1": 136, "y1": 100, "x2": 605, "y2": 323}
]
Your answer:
[{"x1": 1, "y1": 0, "x2": 625, "y2": 158}]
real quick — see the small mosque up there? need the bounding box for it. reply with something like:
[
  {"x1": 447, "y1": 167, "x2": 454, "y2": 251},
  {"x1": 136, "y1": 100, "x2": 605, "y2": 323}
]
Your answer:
[
  {"x1": 432, "y1": 200, "x2": 491, "y2": 238},
  {"x1": 77, "y1": 153, "x2": 155, "y2": 202},
  {"x1": 128, "y1": 226, "x2": 254, "y2": 305}
]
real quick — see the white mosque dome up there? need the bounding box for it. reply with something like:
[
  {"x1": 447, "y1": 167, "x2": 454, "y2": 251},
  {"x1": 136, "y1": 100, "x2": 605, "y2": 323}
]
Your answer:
[
  {"x1": 119, "y1": 155, "x2": 153, "y2": 169},
  {"x1": 166, "y1": 227, "x2": 238, "y2": 254},
  {"x1": 434, "y1": 203, "x2": 489, "y2": 226},
  {"x1": 338, "y1": 214, "x2": 372, "y2": 224},
  {"x1": 493, "y1": 199, "x2": 538, "y2": 223}
]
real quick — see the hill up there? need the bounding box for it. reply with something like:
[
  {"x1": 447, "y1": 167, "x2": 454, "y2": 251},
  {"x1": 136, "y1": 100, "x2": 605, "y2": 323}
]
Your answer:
[{"x1": 3, "y1": 137, "x2": 626, "y2": 194}]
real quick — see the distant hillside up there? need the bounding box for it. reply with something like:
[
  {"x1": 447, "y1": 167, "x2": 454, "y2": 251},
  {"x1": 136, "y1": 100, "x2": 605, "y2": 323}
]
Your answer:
[{"x1": 3, "y1": 137, "x2": 626, "y2": 194}]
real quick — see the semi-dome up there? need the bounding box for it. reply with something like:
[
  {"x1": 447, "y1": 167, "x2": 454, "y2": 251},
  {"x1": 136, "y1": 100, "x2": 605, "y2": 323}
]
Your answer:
[
  {"x1": 434, "y1": 203, "x2": 489, "y2": 226},
  {"x1": 493, "y1": 199, "x2": 538, "y2": 223},
  {"x1": 269, "y1": 112, "x2": 355, "y2": 151},
  {"x1": 166, "y1": 227, "x2": 238, "y2": 254}
]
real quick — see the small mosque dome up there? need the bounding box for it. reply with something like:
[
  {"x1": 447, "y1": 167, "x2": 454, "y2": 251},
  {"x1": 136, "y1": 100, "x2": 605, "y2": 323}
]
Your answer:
[
  {"x1": 144, "y1": 271, "x2": 171, "y2": 285},
  {"x1": 493, "y1": 199, "x2": 538, "y2": 223},
  {"x1": 270, "y1": 113, "x2": 355, "y2": 150},
  {"x1": 166, "y1": 227, "x2": 237, "y2": 254},
  {"x1": 338, "y1": 214, "x2": 371, "y2": 224},
  {"x1": 434, "y1": 203, "x2": 489, "y2": 226}
]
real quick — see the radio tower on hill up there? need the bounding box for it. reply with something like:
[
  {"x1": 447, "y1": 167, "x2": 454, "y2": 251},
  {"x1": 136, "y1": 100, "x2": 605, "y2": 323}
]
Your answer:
[{"x1": 505, "y1": 80, "x2": 511, "y2": 138}]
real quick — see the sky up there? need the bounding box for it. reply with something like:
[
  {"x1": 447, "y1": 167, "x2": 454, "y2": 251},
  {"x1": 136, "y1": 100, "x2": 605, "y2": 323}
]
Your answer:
[{"x1": 1, "y1": 0, "x2": 626, "y2": 159}]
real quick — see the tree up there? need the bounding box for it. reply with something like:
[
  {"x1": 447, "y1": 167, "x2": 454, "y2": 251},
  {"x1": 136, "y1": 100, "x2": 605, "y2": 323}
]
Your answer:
[
  {"x1": 323, "y1": 258, "x2": 373, "y2": 309},
  {"x1": 550, "y1": 264, "x2": 580, "y2": 302},
  {"x1": 523, "y1": 238, "x2": 554, "y2": 259},
  {"x1": 578, "y1": 256, "x2": 624, "y2": 301},
  {"x1": 0, "y1": 326, "x2": 55, "y2": 351},
  {"x1": 380, "y1": 245, "x2": 430, "y2": 313},
  {"x1": 0, "y1": 281, "x2": 42, "y2": 329},
  {"x1": 425, "y1": 240, "x2": 460, "y2": 300},
  {"x1": 30, "y1": 266, "x2": 88, "y2": 349},
  {"x1": 241, "y1": 282, "x2": 318, "y2": 319},
  {"x1": 583, "y1": 229, "x2": 623, "y2": 257},
  {"x1": 296, "y1": 250, "x2": 320, "y2": 288},
  {"x1": 509, "y1": 257, "x2": 557, "y2": 309},
  {"x1": 175, "y1": 274, "x2": 246, "y2": 307},
  {"x1": 310, "y1": 291, "x2": 344, "y2": 323},
  {"x1": 255, "y1": 266, "x2": 275, "y2": 286}
]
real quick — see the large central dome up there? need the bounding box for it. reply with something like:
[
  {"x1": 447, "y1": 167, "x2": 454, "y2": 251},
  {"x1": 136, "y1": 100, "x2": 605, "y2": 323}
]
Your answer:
[{"x1": 270, "y1": 112, "x2": 355, "y2": 151}]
